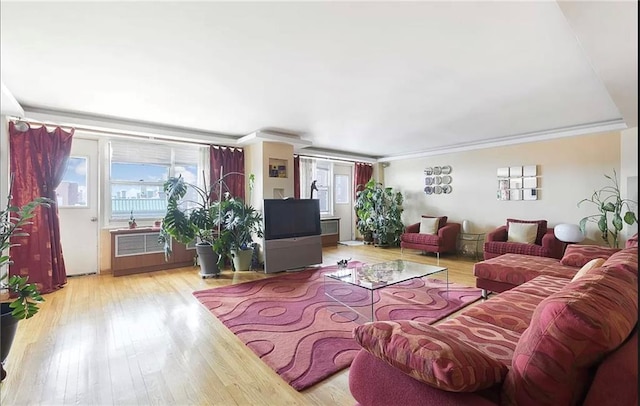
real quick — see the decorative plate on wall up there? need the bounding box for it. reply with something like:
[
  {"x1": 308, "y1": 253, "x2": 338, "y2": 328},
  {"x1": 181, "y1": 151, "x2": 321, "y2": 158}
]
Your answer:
[
  {"x1": 433, "y1": 166, "x2": 442, "y2": 175},
  {"x1": 433, "y1": 185, "x2": 443, "y2": 194},
  {"x1": 434, "y1": 176, "x2": 443, "y2": 185},
  {"x1": 441, "y1": 175, "x2": 452, "y2": 184},
  {"x1": 424, "y1": 186, "x2": 433, "y2": 195},
  {"x1": 424, "y1": 177, "x2": 434, "y2": 185},
  {"x1": 442, "y1": 185, "x2": 452, "y2": 194},
  {"x1": 441, "y1": 165, "x2": 452, "y2": 175},
  {"x1": 424, "y1": 167, "x2": 433, "y2": 176}
]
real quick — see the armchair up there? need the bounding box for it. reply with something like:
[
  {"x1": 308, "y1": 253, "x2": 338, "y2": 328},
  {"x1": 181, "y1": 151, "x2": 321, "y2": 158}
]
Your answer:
[
  {"x1": 400, "y1": 216, "x2": 460, "y2": 263},
  {"x1": 483, "y1": 219, "x2": 566, "y2": 260}
]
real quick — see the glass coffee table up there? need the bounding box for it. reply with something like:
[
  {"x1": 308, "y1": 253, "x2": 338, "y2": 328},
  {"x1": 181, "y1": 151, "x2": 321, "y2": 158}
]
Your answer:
[{"x1": 323, "y1": 259, "x2": 448, "y2": 322}]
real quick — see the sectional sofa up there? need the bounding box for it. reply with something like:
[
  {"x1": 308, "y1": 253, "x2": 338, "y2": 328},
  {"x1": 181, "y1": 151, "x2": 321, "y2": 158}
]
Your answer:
[{"x1": 348, "y1": 239, "x2": 638, "y2": 405}]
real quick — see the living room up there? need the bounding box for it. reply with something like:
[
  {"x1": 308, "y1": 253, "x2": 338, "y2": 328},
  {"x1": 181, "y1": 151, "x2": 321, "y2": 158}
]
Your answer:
[{"x1": 1, "y1": 1, "x2": 638, "y2": 405}]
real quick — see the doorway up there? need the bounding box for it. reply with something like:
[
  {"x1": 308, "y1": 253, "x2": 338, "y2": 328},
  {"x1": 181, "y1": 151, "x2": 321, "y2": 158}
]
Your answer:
[
  {"x1": 57, "y1": 137, "x2": 99, "y2": 276},
  {"x1": 333, "y1": 163, "x2": 354, "y2": 241}
]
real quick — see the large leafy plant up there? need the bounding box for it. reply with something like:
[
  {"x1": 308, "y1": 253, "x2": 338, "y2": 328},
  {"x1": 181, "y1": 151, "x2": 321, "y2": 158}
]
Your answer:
[
  {"x1": 354, "y1": 179, "x2": 404, "y2": 246},
  {"x1": 1, "y1": 184, "x2": 50, "y2": 319},
  {"x1": 578, "y1": 169, "x2": 638, "y2": 248}
]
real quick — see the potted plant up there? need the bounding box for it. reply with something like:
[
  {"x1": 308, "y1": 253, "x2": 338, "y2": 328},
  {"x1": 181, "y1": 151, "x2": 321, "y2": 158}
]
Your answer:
[
  {"x1": 215, "y1": 195, "x2": 264, "y2": 271},
  {"x1": 159, "y1": 175, "x2": 222, "y2": 277},
  {"x1": 128, "y1": 210, "x2": 137, "y2": 229},
  {"x1": 0, "y1": 183, "x2": 50, "y2": 381},
  {"x1": 354, "y1": 179, "x2": 404, "y2": 247},
  {"x1": 578, "y1": 169, "x2": 638, "y2": 248}
]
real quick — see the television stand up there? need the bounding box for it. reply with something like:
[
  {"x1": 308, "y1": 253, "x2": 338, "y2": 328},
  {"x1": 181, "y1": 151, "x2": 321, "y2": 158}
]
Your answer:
[{"x1": 263, "y1": 235, "x2": 323, "y2": 274}]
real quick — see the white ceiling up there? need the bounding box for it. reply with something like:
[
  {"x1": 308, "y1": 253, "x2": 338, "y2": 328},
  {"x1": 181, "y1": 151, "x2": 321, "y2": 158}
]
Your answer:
[{"x1": 1, "y1": 1, "x2": 636, "y2": 160}]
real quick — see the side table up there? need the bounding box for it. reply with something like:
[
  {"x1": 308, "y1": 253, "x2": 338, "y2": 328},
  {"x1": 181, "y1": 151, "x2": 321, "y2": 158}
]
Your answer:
[{"x1": 457, "y1": 233, "x2": 486, "y2": 260}]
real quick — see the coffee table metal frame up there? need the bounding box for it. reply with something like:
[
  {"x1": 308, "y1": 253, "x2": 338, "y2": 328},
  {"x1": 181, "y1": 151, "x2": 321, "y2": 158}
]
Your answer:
[{"x1": 323, "y1": 259, "x2": 448, "y2": 322}]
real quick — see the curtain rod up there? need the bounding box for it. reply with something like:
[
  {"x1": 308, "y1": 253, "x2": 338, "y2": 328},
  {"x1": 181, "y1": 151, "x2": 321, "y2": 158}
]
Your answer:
[{"x1": 7, "y1": 116, "x2": 232, "y2": 148}]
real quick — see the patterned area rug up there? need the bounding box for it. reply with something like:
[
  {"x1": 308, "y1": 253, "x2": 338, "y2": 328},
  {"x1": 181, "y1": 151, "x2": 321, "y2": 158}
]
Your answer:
[{"x1": 193, "y1": 262, "x2": 482, "y2": 390}]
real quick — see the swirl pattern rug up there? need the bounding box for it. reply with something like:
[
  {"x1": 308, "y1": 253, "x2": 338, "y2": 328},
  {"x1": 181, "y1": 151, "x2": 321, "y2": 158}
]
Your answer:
[{"x1": 193, "y1": 262, "x2": 482, "y2": 390}]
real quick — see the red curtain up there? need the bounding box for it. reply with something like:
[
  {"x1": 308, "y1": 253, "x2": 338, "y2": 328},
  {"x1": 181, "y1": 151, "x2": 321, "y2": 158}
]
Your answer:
[
  {"x1": 210, "y1": 146, "x2": 245, "y2": 201},
  {"x1": 354, "y1": 162, "x2": 373, "y2": 196},
  {"x1": 8, "y1": 121, "x2": 74, "y2": 294},
  {"x1": 293, "y1": 155, "x2": 300, "y2": 199}
]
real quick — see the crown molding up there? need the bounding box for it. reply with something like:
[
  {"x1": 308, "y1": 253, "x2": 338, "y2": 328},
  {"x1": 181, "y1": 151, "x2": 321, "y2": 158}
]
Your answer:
[{"x1": 377, "y1": 119, "x2": 627, "y2": 162}]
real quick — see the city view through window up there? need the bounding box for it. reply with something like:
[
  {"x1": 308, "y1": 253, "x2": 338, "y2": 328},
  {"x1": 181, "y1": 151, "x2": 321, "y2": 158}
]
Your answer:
[{"x1": 56, "y1": 157, "x2": 201, "y2": 221}]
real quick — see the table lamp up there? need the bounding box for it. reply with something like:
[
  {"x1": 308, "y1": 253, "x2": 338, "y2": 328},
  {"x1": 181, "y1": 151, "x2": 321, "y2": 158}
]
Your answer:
[{"x1": 554, "y1": 223, "x2": 585, "y2": 243}]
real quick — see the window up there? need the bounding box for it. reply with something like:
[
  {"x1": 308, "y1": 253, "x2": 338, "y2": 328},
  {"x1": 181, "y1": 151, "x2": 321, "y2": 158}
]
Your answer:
[
  {"x1": 299, "y1": 157, "x2": 336, "y2": 216},
  {"x1": 56, "y1": 157, "x2": 88, "y2": 207},
  {"x1": 315, "y1": 161, "x2": 331, "y2": 214},
  {"x1": 108, "y1": 140, "x2": 206, "y2": 222}
]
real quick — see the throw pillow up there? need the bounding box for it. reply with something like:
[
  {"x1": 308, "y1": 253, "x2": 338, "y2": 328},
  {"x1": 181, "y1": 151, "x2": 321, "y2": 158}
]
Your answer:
[
  {"x1": 421, "y1": 215, "x2": 447, "y2": 230},
  {"x1": 506, "y1": 218, "x2": 547, "y2": 244},
  {"x1": 419, "y1": 217, "x2": 439, "y2": 235},
  {"x1": 353, "y1": 320, "x2": 508, "y2": 392},
  {"x1": 507, "y1": 222, "x2": 538, "y2": 244},
  {"x1": 570, "y1": 258, "x2": 605, "y2": 282},
  {"x1": 560, "y1": 244, "x2": 620, "y2": 267}
]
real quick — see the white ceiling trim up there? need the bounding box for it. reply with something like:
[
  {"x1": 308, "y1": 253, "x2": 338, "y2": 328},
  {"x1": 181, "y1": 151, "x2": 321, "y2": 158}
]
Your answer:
[
  {"x1": 21, "y1": 106, "x2": 238, "y2": 146},
  {"x1": 378, "y1": 119, "x2": 627, "y2": 163}
]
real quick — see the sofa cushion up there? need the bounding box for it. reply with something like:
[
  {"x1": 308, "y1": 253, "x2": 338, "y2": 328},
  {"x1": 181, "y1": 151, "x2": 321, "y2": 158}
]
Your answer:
[
  {"x1": 507, "y1": 218, "x2": 547, "y2": 245},
  {"x1": 419, "y1": 217, "x2": 439, "y2": 235},
  {"x1": 626, "y1": 233, "x2": 638, "y2": 248},
  {"x1": 422, "y1": 215, "x2": 447, "y2": 230},
  {"x1": 401, "y1": 232, "x2": 440, "y2": 246},
  {"x1": 602, "y1": 247, "x2": 638, "y2": 276},
  {"x1": 353, "y1": 320, "x2": 509, "y2": 392},
  {"x1": 502, "y1": 265, "x2": 638, "y2": 405},
  {"x1": 483, "y1": 241, "x2": 549, "y2": 258},
  {"x1": 506, "y1": 222, "x2": 538, "y2": 244},
  {"x1": 474, "y1": 253, "x2": 577, "y2": 286},
  {"x1": 570, "y1": 257, "x2": 606, "y2": 282},
  {"x1": 560, "y1": 244, "x2": 620, "y2": 267}
]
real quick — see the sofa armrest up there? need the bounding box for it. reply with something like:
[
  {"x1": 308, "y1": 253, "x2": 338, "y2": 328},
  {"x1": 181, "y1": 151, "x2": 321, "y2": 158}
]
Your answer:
[
  {"x1": 487, "y1": 226, "x2": 508, "y2": 242},
  {"x1": 542, "y1": 228, "x2": 567, "y2": 259},
  {"x1": 439, "y1": 222, "x2": 461, "y2": 251},
  {"x1": 405, "y1": 223, "x2": 420, "y2": 233}
]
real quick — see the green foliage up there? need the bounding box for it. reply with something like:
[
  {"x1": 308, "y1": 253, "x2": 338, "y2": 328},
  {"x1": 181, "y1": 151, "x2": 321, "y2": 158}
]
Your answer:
[
  {"x1": 1, "y1": 183, "x2": 50, "y2": 320},
  {"x1": 159, "y1": 172, "x2": 263, "y2": 270},
  {"x1": 578, "y1": 169, "x2": 638, "y2": 248},
  {"x1": 354, "y1": 179, "x2": 404, "y2": 246},
  {"x1": 159, "y1": 175, "x2": 220, "y2": 263},
  {"x1": 4, "y1": 275, "x2": 44, "y2": 319},
  {"x1": 212, "y1": 195, "x2": 263, "y2": 270}
]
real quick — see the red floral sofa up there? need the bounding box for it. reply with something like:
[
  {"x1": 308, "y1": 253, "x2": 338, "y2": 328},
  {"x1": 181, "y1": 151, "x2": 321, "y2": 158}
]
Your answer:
[
  {"x1": 349, "y1": 241, "x2": 638, "y2": 406},
  {"x1": 400, "y1": 216, "x2": 460, "y2": 259},
  {"x1": 483, "y1": 219, "x2": 566, "y2": 260}
]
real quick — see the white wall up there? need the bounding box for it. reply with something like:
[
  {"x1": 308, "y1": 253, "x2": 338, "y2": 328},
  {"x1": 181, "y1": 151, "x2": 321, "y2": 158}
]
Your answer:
[{"x1": 383, "y1": 130, "x2": 637, "y2": 245}]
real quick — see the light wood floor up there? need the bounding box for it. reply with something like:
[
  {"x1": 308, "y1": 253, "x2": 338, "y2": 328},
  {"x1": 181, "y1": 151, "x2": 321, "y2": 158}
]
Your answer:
[{"x1": 1, "y1": 245, "x2": 480, "y2": 406}]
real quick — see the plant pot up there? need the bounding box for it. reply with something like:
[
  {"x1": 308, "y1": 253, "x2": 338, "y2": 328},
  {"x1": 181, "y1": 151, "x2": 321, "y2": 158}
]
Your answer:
[
  {"x1": 230, "y1": 249, "x2": 253, "y2": 271},
  {"x1": 1, "y1": 303, "x2": 19, "y2": 382},
  {"x1": 196, "y1": 243, "x2": 220, "y2": 278}
]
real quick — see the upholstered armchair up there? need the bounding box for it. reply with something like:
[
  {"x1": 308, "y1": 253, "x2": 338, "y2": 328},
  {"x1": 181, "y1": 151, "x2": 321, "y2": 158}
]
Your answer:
[
  {"x1": 483, "y1": 219, "x2": 566, "y2": 260},
  {"x1": 400, "y1": 216, "x2": 461, "y2": 262}
]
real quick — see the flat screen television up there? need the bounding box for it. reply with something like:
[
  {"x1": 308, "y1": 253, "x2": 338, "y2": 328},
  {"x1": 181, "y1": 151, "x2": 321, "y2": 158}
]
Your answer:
[{"x1": 263, "y1": 199, "x2": 321, "y2": 240}]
